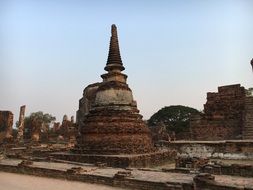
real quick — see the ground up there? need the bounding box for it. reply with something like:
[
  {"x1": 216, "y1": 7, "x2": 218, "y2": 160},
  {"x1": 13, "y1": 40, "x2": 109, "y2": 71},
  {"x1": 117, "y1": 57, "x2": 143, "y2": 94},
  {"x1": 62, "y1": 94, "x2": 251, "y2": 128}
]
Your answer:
[{"x1": 0, "y1": 172, "x2": 125, "y2": 190}]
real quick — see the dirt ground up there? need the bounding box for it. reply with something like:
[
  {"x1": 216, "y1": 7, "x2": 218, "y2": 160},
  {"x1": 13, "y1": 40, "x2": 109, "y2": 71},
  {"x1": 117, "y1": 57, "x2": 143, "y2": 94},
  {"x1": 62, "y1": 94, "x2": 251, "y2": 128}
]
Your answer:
[{"x1": 0, "y1": 172, "x2": 125, "y2": 190}]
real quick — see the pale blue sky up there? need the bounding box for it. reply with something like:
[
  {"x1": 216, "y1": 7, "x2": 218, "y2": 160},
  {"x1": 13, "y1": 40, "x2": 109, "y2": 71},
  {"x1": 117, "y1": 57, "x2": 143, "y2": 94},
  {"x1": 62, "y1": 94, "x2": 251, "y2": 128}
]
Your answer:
[{"x1": 1, "y1": 0, "x2": 252, "y2": 124}]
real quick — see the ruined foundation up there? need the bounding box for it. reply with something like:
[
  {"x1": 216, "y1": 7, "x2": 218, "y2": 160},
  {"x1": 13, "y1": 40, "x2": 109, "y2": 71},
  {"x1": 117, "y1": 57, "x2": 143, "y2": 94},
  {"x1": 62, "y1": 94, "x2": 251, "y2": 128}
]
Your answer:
[{"x1": 52, "y1": 150, "x2": 176, "y2": 168}]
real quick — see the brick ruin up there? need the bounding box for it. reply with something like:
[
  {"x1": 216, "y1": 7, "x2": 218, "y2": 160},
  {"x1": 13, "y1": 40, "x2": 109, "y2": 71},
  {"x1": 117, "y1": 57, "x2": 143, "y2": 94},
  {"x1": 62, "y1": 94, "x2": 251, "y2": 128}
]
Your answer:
[
  {"x1": 149, "y1": 124, "x2": 172, "y2": 143},
  {"x1": 58, "y1": 115, "x2": 77, "y2": 143},
  {"x1": 17, "y1": 105, "x2": 26, "y2": 141},
  {"x1": 23, "y1": 114, "x2": 77, "y2": 144},
  {"x1": 0, "y1": 111, "x2": 13, "y2": 143},
  {"x1": 23, "y1": 119, "x2": 37, "y2": 142},
  {"x1": 74, "y1": 24, "x2": 154, "y2": 154},
  {"x1": 76, "y1": 82, "x2": 101, "y2": 128},
  {"x1": 190, "y1": 84, "x2": 253, "y2": 140}
]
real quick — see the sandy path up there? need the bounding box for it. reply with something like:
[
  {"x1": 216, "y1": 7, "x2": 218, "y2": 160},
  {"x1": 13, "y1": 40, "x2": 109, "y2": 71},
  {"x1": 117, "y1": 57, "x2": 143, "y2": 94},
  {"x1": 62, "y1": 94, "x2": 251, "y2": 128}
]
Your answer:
[{"x1": 0, "y1": 172, "x2": 125, "y2": 190}]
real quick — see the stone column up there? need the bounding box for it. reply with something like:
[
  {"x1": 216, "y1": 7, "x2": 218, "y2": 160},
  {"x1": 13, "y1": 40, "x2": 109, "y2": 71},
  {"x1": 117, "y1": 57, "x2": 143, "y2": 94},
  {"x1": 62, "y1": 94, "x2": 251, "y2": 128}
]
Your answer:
[
  {"x1": 17, "y1": 105, "x2": 26, "y2": 141},
  {"x1": 31, "y1": 120, "x2": 41, "y2": 142},
  {"x1": 71, "y1": 116, "x2": 74, "y2": 123}
]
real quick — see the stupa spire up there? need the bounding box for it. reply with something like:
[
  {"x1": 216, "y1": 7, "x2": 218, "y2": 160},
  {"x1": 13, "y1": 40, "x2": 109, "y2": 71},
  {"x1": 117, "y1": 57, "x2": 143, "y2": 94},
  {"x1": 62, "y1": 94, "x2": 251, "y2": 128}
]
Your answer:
[{"x1": 105, "y1": 24, "x2": 125, "y2": 71}]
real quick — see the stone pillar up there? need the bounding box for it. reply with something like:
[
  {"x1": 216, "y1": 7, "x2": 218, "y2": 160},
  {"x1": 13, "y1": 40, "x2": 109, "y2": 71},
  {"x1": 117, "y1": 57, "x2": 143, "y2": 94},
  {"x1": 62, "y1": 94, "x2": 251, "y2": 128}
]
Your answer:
[
  {"x1": 71, "y1": 116, "x2": 74, "y2": 123},
  {"x1": 17, "y1": 105, "x2": 26, "y2": 141},
  {"x1": 63, "y1": 115, "x2": 68, "y2": 122},
  {"x1": 31, "y1": 120, "x2": 41, "y2": 142},
  {"x1": 53, "y1": 122, "x2": 60, "y2": 132},
  {"x1": 61, "y1": 115, "x2": 69, "y2": 140}
]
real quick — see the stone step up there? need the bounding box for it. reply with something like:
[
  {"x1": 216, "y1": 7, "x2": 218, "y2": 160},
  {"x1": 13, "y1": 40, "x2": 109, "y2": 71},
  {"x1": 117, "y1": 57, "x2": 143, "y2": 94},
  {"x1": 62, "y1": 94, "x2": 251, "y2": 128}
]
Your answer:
[
  {"x1": 243, "y1": 135, "x2": 253, "y2": 139},
  {"x1": 243, "y1": 134, "x2": 253, "y2": 137},
  {"x1": 243, "y1": 137, "x2": 253, "y2": 140},
  {"x1": 243, "y1": 128, "x2": 253, "y2": 131},
  {"x1": 244, "y1": 134, "x2": 253, "y2": 136},
  {"x1": 245, "y1": 101, "x2": 253, "y2": 104},
  {"x1": 244, "y1": 131, "x2": 253, "y2": 134},
  {"x1": 243, "y1": 133, "x2": 253, "y2": 135},
  {"x1": 244, "y1": 132, "x2": 253, "y2": 134},
  {"x1": 243, "y1": 130, "x2": 253, "y2": 133}
]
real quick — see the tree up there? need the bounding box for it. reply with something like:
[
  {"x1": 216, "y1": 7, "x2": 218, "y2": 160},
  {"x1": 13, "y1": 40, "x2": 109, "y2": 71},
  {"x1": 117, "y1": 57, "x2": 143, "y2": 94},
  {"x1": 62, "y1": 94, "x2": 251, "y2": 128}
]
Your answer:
[
  {"x1": 16, "y1": 111, "x2": 56, "y2": 128},
  {"x1": 23, "y1": 111, "x2": 56, "y2": 141},
  {"x1": 148, "y1": 105, "x2": 200, "y2": 134}
]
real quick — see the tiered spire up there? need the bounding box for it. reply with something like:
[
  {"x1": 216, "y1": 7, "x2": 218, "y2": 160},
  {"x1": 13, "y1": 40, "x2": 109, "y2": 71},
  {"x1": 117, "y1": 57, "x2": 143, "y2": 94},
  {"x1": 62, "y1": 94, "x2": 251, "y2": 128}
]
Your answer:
[{"x1": 105, "y1": 24, "x2": 125, "y2": 71}]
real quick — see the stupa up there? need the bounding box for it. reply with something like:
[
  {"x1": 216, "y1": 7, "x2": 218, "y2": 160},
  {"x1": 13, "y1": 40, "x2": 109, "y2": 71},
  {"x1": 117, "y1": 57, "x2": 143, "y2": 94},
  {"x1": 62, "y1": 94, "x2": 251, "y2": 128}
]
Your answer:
[
  {"x1": 75, "y1": 24, "x2": 154, "y2": 154},
  {"x1": 53, "y1": 25, "x2": 174, "y2": 167}
]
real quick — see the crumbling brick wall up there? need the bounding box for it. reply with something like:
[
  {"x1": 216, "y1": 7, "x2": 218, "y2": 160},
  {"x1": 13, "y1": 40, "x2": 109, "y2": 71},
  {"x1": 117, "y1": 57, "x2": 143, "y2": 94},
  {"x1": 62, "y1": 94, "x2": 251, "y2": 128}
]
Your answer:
[
  {"x1": 242, "y1": 97, "x2": 253, "y2": 139},
  {"x1": 190, "y1": 84, "x2": 249, "y2": 140},
  {"x1": 0, "y1": 111, "x2": 13, "y2": 142},
  {"x1": 76, "y1": 82, "x2": 101, "y2": 128}
]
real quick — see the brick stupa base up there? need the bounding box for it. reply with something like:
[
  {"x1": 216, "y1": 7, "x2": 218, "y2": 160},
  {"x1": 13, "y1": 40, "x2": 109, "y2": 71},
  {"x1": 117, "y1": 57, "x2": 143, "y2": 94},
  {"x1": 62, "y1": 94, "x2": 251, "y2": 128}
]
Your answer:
[{"x1": 51, "y1": 150, "x2": 176, "y2": 168}]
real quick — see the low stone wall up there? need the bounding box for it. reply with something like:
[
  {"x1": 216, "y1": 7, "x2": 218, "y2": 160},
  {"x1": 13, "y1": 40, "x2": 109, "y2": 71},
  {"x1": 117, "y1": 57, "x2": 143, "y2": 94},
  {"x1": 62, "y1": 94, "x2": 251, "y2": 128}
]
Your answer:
[
  {"x1": 193, "y1": 173, "x2": 253, "y2": 190},
  {"x1": 0, "y1": 161, "x2": 252, "y2": 190},
  {"x1": 0, "y1": 163, "x2": 186, "y2": 190},
  {"x1": 0, "y1": 164, "x2": 113, "y2": 186},
  {"x1": 176, "y1": 157, "x2": 209, "y2": 169},
  {"x1": 164, "y1": 140, "x2": 253, "y2": 159},
  {"x1": 201, "y1": 163, "x2": 253, "y2": 177},
  {"x1": 51, "y1": 150, "x2": 176, "y2": 168},
  {"x1": 174, "y1": 155, "x2": 253, "y2": 178}
]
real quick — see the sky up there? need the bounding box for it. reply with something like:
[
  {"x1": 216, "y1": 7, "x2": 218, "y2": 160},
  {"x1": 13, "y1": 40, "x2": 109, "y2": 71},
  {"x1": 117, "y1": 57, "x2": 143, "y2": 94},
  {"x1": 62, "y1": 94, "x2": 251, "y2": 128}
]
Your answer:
[{"x1": 0, "y1": 0, "x2": 253, "y2": 124}]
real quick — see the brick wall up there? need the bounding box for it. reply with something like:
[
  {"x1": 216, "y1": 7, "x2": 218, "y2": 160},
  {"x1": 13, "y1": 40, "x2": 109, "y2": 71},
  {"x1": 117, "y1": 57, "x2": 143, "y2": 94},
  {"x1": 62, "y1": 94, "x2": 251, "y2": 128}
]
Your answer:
[
  {"x1": 0, "y1": 111, "x2": 13, "y2": 142},
  {"x1": 190, "y1": 84, "x2": 250, "y2": 140}
]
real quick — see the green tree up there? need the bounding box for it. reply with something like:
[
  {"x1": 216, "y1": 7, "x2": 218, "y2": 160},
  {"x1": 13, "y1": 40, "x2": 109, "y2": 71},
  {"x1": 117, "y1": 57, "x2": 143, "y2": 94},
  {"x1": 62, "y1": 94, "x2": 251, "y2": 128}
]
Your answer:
[
  {"x1": 23, "y1": 111, "x2": 56, "y2": 140},
  {"x1": 148, "y1": 105, "x2": 200, "y2": 134},
  {"x1": 16, "y1": 111, "x2": 56, "y2": 129}
]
